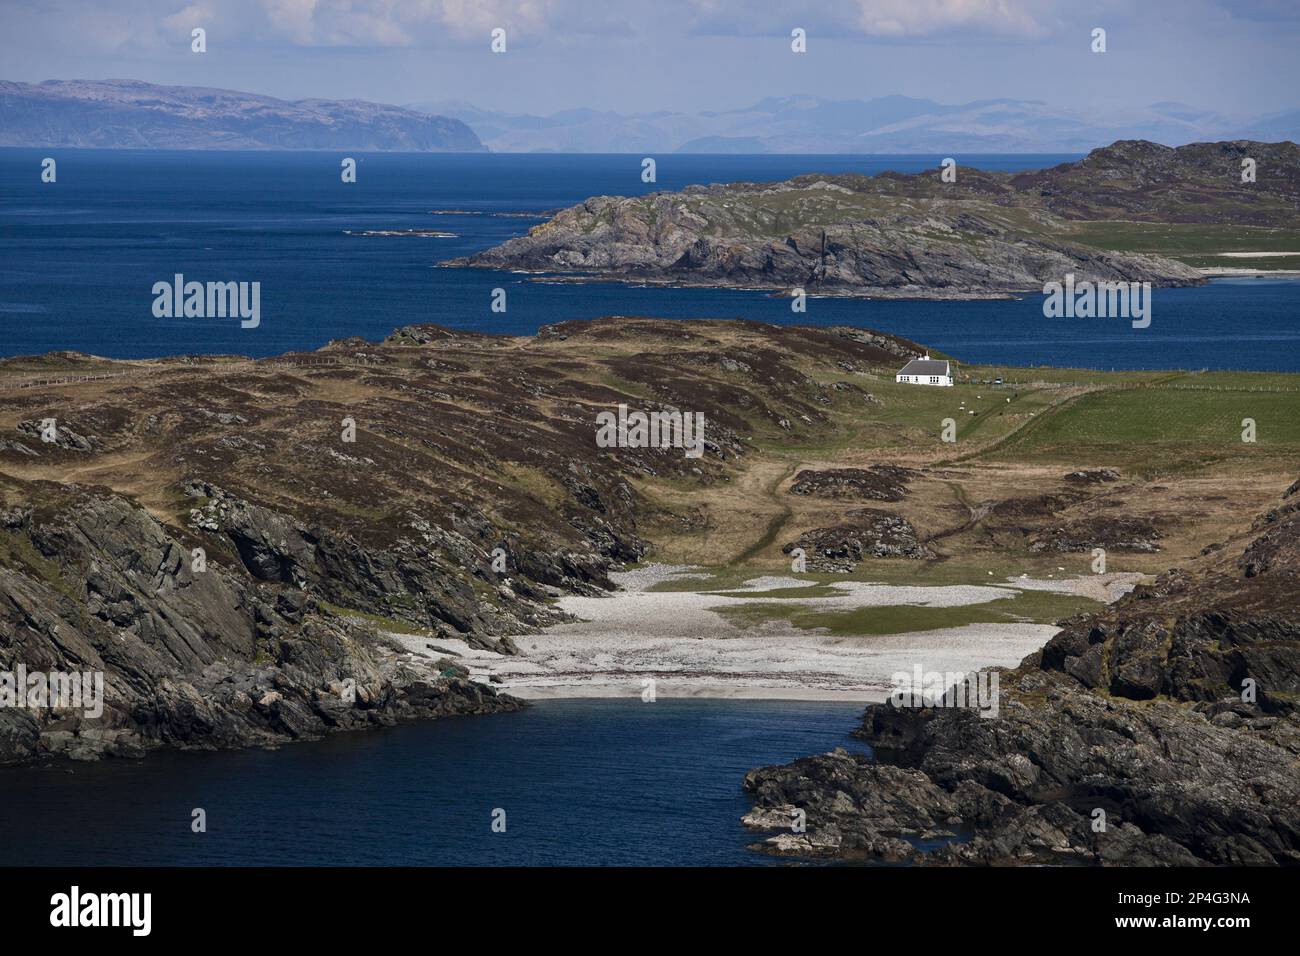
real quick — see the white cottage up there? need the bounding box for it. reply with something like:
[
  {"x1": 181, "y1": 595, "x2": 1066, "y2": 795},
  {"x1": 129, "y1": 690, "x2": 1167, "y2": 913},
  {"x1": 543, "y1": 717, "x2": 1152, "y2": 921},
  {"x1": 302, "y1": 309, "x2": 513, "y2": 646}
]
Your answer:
[{"x1": 895, "y1": 355, "x2": 953, "y2": 386}]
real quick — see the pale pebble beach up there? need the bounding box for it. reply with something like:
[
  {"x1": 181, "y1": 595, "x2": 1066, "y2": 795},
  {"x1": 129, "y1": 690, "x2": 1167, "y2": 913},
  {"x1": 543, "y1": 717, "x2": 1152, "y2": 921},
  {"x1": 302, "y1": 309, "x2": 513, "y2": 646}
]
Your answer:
[{"x1": 388, "y1": 564, "x2": 1142, "y2": 701}]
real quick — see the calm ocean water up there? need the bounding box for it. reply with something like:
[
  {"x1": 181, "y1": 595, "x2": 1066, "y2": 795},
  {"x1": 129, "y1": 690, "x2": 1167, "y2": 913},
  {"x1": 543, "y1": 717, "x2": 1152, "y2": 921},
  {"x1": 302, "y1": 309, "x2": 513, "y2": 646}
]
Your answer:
[
  {"x1": 0, "y1": 699, "x2": 867, "y2": 866},
  {"x1": 4, "y1": 148, "x2": 1298, "y2": 370}
]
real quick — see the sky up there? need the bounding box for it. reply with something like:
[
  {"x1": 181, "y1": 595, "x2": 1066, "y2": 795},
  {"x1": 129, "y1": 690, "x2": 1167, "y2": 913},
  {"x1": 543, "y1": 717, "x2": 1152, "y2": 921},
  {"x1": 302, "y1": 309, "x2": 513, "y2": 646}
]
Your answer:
[{"x1": 3, "y1": 0, "x2": 1299, "y2": 117}]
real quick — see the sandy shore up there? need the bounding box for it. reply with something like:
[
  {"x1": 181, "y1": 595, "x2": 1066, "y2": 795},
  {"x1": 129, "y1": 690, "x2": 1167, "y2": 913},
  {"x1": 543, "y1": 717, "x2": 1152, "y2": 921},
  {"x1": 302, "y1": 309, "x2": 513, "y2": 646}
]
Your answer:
[
  {"x1": 1199, "y1": 266, "x2": 1300, "y2": 277},
  {"x1": 388, "y1": 564, "x2": 1141, "y2": 701}
]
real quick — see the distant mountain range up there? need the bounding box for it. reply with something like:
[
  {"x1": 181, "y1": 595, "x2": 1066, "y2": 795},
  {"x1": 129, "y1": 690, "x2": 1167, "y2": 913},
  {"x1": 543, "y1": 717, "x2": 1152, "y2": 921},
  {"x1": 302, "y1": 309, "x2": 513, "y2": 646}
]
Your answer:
[
  {"x1": 410, "y1": 94, "x2": 1300, "y2": 154},
  {"x1": 0, "y1": 79, "x2": 484, "y2": 151},
  {"x1": 3, "y1": 81, "x2": 1295, "y2": 154}
]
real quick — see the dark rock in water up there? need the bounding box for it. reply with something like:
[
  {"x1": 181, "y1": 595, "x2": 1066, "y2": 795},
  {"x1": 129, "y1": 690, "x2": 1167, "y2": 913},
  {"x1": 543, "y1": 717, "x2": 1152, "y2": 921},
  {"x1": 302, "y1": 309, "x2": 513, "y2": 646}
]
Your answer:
[
  {"x1": 783, "y1": 509, "x2": 931, "y2": 570},
  {"x1": 743, "y1": 750, "x2": 958, "y2": 861},
  {"x1": 745, "y1": 477, "x2": 1300, "y2": 866},
  {"x1": 789, "y1": 465, "x2": 917, "y2": 501}
]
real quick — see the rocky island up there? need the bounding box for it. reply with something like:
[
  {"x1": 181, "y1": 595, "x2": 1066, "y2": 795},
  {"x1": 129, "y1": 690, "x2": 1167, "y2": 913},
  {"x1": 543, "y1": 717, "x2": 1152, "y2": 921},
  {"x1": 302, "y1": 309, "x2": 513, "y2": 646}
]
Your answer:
[{"x1": 445, "y1": 140, "x2": 1300, "y2": 297}]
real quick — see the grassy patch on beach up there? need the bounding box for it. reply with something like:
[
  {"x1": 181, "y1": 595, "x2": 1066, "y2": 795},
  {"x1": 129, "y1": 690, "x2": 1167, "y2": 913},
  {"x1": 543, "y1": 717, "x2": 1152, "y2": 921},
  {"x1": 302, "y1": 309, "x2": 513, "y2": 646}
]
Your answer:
[
  {"x1": 643, "y1": 556, "x2": 1096, "y2": 594},
  {"x1": 712, "y1": 586, "x2": 1099, "y2": 636}
]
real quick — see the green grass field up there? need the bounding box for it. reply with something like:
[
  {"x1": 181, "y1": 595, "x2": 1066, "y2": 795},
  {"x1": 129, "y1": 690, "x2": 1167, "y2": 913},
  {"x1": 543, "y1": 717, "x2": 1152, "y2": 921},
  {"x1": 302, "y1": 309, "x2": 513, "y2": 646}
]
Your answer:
[
  {"x1": 1066, "y1": 221, "x2": 1300, "y2": 261},
  {"x1": 778, "y1": 357, "x2": 1300, "y2": 472},
  {"x1": 986, "y1": 385, "x2": 1300, "y2": 470}
]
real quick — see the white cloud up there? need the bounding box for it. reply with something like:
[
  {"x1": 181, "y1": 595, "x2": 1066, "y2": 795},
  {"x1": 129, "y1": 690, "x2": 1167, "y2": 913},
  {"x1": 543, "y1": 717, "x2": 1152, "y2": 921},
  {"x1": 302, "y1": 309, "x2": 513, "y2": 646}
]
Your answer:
[
  {"x1": 850, "y1": 0, "x2": 1054, "y2": 38},
  {"x1": 247, "y1": 0, "x2": 558, "y2": 46},
  {"x1": 684, "y1": 0, "x2": 1063, "y2": 39}
]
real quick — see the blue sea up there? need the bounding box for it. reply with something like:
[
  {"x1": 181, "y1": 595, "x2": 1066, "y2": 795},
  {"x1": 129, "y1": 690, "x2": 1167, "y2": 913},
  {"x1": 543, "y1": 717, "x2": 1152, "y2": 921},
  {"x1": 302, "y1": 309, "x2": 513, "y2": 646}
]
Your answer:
[
  {"x1": 3, "y1": 148, "x2": 1298, "y2": 370},
  {"x1": 0, "y1": 699, "x2": 867, "y2": 866}
]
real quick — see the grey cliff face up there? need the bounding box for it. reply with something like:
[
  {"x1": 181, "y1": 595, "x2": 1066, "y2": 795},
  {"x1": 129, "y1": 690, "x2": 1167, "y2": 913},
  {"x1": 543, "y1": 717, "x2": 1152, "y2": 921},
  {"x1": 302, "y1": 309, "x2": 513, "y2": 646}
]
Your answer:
[{"x1": 0, "y1": 490, "x2": 524, "y2": 765}]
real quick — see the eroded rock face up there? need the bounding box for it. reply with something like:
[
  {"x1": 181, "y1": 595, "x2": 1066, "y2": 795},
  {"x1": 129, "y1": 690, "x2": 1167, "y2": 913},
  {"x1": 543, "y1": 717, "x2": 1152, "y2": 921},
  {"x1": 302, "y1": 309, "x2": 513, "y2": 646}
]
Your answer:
[
  {"x1": 16, "y1": 419, "x2": 96, "y2": 452},
  {"x1": 746, "y1": 479, "x2": 1300, "y2": 866},
  {"x1": 0, "y1": 490, "x2": 523, "y2": 766},
  {"x1": 183, "y1": 481, "x2": 560, "y2": 645},
  {"x1": 1239, "y1": 496, "x2": 1300, "y2": 578}
]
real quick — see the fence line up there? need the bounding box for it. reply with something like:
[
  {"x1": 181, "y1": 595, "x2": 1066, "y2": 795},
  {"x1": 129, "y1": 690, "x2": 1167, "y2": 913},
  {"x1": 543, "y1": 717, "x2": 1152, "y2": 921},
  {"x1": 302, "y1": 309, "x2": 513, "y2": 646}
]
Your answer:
[
  {"x1": 261, "y1": 357, "x2": 385, "y2": 369},
  {"x1": 8, "y1": 370, "x2": 136, "y2": 390}
]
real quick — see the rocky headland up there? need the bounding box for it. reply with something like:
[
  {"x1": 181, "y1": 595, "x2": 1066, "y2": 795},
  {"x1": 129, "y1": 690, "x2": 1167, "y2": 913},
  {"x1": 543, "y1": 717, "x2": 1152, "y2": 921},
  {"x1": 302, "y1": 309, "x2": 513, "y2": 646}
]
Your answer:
[{"x1": 445, "y1": 140, "x2": 1300, "y2": 297}]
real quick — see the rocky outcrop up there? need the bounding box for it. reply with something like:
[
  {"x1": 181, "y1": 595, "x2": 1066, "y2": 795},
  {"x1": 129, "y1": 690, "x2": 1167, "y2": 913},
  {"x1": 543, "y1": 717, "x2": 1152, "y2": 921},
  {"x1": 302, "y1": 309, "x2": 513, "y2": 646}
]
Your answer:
[
  {"x1": 1063, "y1": 468, "x2": 1121, "y2": 484},
  {"x1": 446, "y1": 186, "x2": 1203, "y2": 298},
  {"x1": 789, "y1": 465, "x2": 917, "y2": 501},
  {"x1": 744, "y1": 478, "x2": 1300, "y2": 865},
  {"x1": 782, "y1": 509, "x2": 931, "y2": 570},
  {"x1": 1029, "y1": 515, "x2": 1165, "y2": 553},
  {"x1": 0, "y1": 489, "x2": 521, "y2": 765}
]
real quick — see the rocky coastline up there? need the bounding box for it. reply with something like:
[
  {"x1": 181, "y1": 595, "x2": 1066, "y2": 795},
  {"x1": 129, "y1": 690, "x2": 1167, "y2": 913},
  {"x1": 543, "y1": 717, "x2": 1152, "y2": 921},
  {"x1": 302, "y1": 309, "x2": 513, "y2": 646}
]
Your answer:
[
  {"x1": 443, "y1": 140, "x2": 1300, "y2": 299},
  {"x1": 742, "y1": 478, "x2": 1300, "y2": 865}
]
